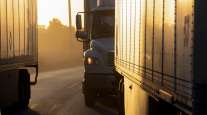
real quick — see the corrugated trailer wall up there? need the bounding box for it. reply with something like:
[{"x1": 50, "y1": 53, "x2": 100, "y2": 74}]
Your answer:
[
  {"x1": 0, "y1": 0, "x2": 37, "y2": 72},
  {"x1": 115, "y1": 0, "x2": 194, "y2": 113}
]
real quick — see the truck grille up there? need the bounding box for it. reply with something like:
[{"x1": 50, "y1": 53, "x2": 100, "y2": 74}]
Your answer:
[{"x1": 107, "y1": 52, "x2": 114, "y2": 66}]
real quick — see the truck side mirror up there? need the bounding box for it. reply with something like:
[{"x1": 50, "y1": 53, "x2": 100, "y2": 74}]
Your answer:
[
  {"x1": 76, "y1": 31, "x2": 89, "y2": 42},
  {"x1": 76, "y1": 14, "x2": 82, "y2": 30},
  {"x1": 75, "y1": 12, "x2": 89, "y2": 42}
]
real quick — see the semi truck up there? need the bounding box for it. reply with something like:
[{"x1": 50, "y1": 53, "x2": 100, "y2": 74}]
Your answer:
[
  {"x1": 0, "y1": 0, "x2": 38, "y2": 114},
  {"x1": 75, "y1": 0, "x2": 119, "y2": 107},
  {"x1": 115, "y1": 0, "x2": 207, "y2": 115}
]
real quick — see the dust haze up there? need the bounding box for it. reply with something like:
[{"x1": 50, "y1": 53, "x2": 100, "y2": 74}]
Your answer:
[{"x1": 38, "y1": 19, "x2": 83, "y2": 72}]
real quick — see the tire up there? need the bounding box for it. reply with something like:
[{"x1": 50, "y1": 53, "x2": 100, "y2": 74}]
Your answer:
[
  {"x1": 84, "y1": 92, "x2": 96, "y2": 107},
  {"x1": 17, "y1": 69, "x2": 31, "y2": 109},
  {"x1": 1, "y1": 107, "x2": 15, "y2": 115},
  {"x1": 1, "y1": 70, "x2": 30, "y2": 115}
]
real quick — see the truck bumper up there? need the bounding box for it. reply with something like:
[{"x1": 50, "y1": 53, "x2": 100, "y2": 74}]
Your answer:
[
  {"x1": 82, "y1": 72, "x2": 117, "y2": 95},
  {"x1": 85, "y1": 65, "x2": 114, "y2": 74}
]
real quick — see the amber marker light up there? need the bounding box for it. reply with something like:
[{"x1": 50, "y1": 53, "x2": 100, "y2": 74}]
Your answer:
[{"x1": 87, "y1": 57, "x2": 93, "y2": 65}]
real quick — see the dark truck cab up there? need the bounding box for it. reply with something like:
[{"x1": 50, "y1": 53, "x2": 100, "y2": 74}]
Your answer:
[{"x1": 76, "y1": 6, "x2": 118, "y2": 107}]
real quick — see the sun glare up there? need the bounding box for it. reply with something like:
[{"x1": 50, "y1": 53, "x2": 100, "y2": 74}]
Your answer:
[{"x1": 38, "y1": 0, "x2": 83, "y2": 27}]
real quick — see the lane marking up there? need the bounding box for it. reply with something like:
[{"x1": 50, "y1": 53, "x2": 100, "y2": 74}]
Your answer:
[
  {"x1": 49, "y1": 104, "x2": 60, "y2": 112},
  {"x1": 30, "y1": 103, "x2": 38, "y2": 109}
]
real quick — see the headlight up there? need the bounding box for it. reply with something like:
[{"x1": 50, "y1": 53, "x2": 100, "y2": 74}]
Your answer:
[
  {"x1": 86, "y1": 57, "x2": 98, "y2": 65},
  {"x1": 87, "y1": 57, "x2": 93, "y2": 64}
]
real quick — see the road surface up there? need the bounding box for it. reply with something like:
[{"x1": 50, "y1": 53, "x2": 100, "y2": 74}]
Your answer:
[{"x1": 1, "y1": 66, "x2": 118, "y2": 115}]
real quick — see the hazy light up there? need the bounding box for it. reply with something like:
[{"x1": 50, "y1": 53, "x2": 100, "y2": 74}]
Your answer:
[
  {"x1": 71, "y1": 0, "x2": 84, "y2": 26},
  {"x1": 38, "y1": 0, "x2": 69, "y2": 26},
  {"x1": 38, "y1": 0, "x2": 83, "y2": 27}
]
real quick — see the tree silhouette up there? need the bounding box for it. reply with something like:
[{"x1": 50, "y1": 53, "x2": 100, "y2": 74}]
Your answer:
[{"x1": 38, "y1": 18, "x2": 82, "y2": 72}]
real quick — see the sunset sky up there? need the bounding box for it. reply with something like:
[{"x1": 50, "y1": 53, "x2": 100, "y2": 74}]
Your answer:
[{"x1": 38, "y1": 0, "x2": 84, "y2": 27}]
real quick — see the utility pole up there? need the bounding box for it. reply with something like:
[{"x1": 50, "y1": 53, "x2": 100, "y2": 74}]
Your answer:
[{"x1": 68, "y1": 0, "x2": 72, "y2": 27}]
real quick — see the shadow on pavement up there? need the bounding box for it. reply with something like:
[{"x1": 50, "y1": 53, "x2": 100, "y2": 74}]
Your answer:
[
  {"x1": 93, "y1": 95, "x2": 119, "y2": 115},
  {"x1": 2, "y1": 96, "x2": 118, "y2": 115},
  {"x1": 13, "y1": 108, "x2": 40, "y2": 115}
]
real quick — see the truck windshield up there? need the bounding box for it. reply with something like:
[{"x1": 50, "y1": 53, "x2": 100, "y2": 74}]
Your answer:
[{"x1": 92, "y1": 11, "x2": 114, "y2": 39}]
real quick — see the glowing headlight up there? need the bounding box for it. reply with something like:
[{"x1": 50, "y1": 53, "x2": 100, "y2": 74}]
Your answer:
[
  {"x1": 87, "y1": 57, "x2": 93, "y2": 64},
  {"x1": 86, "y1": 57, "x2": 98, "y2": 65}
]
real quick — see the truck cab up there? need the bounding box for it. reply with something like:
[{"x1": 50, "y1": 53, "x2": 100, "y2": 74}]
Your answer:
[{"x1": 76, "y1": 7, "x2": 117, "y2": 106}]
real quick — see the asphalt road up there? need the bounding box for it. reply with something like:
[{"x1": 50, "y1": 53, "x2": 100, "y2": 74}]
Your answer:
[{"x1": 3, "y1": 67, "x2": 118, "y2": 115}]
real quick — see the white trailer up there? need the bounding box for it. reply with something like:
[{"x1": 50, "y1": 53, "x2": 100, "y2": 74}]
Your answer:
[
  {"x1": 0, "y1": 0, "x2": 38, "y2": 114},
  {"x1": 115, "y1": 0, "x2": 207, "y2": 115}
]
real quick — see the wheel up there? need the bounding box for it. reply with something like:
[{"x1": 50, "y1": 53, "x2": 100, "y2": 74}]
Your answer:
[
  {"x1": 84, "y1": 92, "x2": 96, "y2": 107},
  {"x1": 1, "y1": 107, "x2": 15, "y2": 115},
  {"x1": 1, "y1": 70, "x2": 30, "y2": 115},
  {"x1": 17, "y1": 69, "x2": 31, "y2": 109}
]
